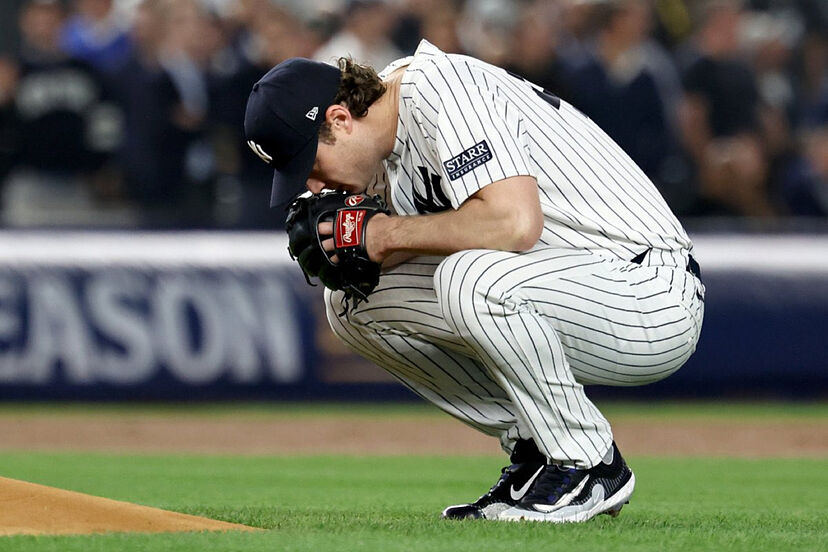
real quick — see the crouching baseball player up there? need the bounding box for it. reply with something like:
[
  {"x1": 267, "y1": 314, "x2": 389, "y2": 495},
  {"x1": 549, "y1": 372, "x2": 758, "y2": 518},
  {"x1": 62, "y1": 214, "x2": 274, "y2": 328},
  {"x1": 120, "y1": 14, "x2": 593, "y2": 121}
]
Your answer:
[{"x1": 244, "y1": 40, "x2": 704, "y2": 523}]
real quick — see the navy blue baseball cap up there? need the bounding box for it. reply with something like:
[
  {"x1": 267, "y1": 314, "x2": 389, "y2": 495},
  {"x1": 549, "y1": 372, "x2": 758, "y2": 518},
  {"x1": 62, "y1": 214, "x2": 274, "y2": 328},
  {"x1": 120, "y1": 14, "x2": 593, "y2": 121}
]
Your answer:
[{"x1": 244, "y1": 58, "x2": 341, "y2": 206}]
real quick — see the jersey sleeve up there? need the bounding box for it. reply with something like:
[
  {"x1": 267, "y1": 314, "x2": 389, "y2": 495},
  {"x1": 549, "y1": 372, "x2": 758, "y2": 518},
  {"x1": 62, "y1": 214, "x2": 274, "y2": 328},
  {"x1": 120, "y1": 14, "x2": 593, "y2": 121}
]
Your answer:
[{"x1": 434, "y1": 81, "x2": 534, "y2": 209}]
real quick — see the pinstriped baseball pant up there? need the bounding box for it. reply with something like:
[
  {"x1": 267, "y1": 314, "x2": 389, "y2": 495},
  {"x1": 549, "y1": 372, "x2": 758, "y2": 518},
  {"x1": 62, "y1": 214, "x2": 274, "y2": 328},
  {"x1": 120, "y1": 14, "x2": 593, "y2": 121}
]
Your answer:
[{"x1": 325, "y1": 248, "x2": 704, "y2": 468}]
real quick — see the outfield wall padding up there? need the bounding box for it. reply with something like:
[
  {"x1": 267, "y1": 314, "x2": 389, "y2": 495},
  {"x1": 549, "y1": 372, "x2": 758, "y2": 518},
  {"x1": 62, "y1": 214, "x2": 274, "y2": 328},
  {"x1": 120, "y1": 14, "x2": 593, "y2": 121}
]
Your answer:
[{"x1": 0, "y1": 232, "x2": 825, "y2": 399}]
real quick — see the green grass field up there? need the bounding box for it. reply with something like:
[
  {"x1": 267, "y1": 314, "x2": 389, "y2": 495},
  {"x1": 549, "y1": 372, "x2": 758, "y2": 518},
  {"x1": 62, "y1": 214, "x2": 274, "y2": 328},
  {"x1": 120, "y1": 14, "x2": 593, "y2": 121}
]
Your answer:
[{"x1": 0, "y1": 403, "x2": 826, "y2": 551}]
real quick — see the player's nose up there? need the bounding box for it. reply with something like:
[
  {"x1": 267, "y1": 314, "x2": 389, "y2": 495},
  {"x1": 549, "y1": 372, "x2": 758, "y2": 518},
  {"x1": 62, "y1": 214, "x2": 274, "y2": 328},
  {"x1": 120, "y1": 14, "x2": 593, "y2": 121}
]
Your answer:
[{"x1": 306, "y1": 178, "x2": 326, "y2": 194}]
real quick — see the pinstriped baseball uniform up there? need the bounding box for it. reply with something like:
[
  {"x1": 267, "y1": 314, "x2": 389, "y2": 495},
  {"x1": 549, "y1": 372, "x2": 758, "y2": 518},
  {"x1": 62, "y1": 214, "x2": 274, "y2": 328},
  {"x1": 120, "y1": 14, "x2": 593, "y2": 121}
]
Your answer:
[{"x1": 326, "y1": 40, "x2": 704, "y2": 468}]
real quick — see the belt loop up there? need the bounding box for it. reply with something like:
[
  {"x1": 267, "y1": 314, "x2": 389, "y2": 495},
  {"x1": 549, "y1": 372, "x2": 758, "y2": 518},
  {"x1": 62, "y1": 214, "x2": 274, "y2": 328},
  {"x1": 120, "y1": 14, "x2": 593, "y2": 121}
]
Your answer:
[
  {"x1": 687, "y1": 255, "x2": 702, "y2": 281},
  {"x1": 630, "y1": 248, "x2": 651, "y2": 265}
]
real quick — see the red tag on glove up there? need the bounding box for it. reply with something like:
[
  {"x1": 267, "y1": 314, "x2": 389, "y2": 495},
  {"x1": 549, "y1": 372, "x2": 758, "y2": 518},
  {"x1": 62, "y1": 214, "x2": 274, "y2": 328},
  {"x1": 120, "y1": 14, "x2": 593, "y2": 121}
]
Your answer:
[{"x1": 335, "y1": 209, "x2": 366, "y2": 248}]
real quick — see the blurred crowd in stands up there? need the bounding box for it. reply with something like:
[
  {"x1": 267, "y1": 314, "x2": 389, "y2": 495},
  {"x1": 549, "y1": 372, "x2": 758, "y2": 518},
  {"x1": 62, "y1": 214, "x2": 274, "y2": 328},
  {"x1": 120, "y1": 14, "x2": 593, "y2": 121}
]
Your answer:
[{"x1": 0, "y1": 0, "x2": 826, "y2": 229}]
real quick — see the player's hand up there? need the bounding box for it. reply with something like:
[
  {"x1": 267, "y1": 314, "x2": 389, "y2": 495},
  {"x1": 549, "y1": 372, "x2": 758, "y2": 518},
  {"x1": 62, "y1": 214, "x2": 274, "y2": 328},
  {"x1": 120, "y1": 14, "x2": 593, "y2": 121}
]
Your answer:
[
  {"x1": 319, "y1": 214, "x2": 388, "y2": 264},
  {"x1": 285, "y1": 191, "x2": 388, "y2": 308},
  {"x1": 317, "y1": 221, "x2": 338, "y2": 264}
]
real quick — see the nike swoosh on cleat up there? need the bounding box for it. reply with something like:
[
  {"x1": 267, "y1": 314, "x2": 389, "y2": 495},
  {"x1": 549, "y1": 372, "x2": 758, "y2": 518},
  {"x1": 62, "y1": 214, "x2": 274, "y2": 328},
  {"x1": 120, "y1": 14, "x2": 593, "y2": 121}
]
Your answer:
[{"x1": 509, "y1": 466, "x2": 545, "y2": 501}]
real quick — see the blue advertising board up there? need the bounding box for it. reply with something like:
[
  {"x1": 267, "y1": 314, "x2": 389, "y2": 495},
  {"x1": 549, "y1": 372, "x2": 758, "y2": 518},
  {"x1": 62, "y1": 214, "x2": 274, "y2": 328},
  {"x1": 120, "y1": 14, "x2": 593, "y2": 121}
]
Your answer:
[
  {"x1": 0, "y1": 265, "x2": 321, "y2": 399},
  {"x1": 0, "y1": 232, "x2": 825, "y2": 399}
]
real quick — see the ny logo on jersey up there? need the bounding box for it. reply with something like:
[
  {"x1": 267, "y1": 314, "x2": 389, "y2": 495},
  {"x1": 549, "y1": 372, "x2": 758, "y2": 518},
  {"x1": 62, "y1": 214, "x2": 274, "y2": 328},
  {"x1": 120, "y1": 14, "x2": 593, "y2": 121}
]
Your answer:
[{"x1": 413, "y1": 166, "x2": 450, "y2": 214}]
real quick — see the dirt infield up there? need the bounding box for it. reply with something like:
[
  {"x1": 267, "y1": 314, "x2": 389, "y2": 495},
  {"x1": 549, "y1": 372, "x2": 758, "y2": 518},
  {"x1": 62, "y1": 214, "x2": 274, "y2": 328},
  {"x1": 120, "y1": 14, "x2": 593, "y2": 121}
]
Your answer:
[
  {"x1": 0, "y1": 414, "x2": 825, "y2": 457},
  {"x1": 0, "y1": 476, "x2": 257, "y2": 536}
]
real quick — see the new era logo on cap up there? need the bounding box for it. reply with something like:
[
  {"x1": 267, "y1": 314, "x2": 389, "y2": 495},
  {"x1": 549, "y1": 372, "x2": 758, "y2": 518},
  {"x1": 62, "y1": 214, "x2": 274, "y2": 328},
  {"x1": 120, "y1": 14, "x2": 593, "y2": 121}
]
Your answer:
[{"x1": 306, "y1": 106, "x2": 319, "y2": 120}]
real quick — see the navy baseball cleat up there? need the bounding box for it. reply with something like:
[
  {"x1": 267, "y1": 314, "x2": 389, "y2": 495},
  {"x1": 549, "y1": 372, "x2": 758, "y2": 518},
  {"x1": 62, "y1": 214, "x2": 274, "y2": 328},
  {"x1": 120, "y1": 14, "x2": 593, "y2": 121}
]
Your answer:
[
  {"x1": 442, "y1": 439, "x2": 545, "y2": 520},
  {"x1": 499, "y1": 442, "x2": 635, "y2": 523}
]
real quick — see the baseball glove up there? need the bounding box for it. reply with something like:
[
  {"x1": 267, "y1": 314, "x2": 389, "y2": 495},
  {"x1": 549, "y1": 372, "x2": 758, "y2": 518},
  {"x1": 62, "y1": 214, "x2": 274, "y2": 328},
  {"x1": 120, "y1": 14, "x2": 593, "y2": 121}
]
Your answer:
[{"x1": 285, "y1": 190, "x2": 389, "y2": 310}]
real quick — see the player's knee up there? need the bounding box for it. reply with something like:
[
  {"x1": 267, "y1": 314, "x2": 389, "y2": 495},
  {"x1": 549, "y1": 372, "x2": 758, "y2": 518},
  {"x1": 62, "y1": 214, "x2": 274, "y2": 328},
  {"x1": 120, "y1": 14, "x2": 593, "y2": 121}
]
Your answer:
[{"x1": 434, "y1": 251, "x2": 473, "y2": 309}]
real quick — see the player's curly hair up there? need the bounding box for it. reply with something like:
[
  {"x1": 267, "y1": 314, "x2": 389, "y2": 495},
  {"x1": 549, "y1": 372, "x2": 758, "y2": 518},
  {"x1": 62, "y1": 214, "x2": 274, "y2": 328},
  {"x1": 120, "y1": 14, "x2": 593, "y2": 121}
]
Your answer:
[{"x1": 318, "y1": 57, "x2": 387, "y2": 145}]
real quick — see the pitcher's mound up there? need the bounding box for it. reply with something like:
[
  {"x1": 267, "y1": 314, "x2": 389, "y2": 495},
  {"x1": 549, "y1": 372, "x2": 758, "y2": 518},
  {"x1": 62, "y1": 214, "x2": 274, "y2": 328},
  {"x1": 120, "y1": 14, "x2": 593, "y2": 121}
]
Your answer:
[{"x1": 0, "y1": 477, "x2": 258, "y2": 536}]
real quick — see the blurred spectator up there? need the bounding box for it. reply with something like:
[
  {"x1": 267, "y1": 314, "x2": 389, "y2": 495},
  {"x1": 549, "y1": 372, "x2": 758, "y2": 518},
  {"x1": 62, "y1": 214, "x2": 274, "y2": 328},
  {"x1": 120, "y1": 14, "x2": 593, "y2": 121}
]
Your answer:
[
  {"x1": 802, "y1": 129, "x2": 828, "y2": 211},
  {"x1": 112, "y1": 0, "x2": 212, "y2": 227},
  {"x1": 504, "y1": 1, "x2": 571, "y2": 102},
  {"x1": 1, "y1": 0, "x2": 125, "y2": 227},
  {"x1": 793, "y1": 33, "x2": 828, "y2": 129},
  {"x1": 788, "y1": 0, "x2": 828, "y2": 129},
  {"x1": 60, "y1": 0, "x2": 132, "y2": 74},
  {"x1": 392, "y1": 0, "x2": 464, "y2": 55},
  {"x1": 677, "y1": 0, "x2": 775, "y2": 217},
  {"x1": 740, "y1": 9, "x2": 827, "y2": 216},
  {"x1": 557, "y1": 0, "x2": 605, "y2": 65},
  {"x1": 769, "y1": 127, "x2": 828, "y2": 216},
  {"x1": 649, "y1": 0, "x2": 694, "y2": 49},
  {"x1": 0, "y1": 57, "x2": 20, "y2": 184},
  {"x1": 743, "y1": 9, "x2": 801, "y2": 121},
  {"x1": 0, "y1": 0, "x2": 825, "y2": 228},
  {"x1": 314, "y1": 0, "x2": 402, "y2": 68},
  {"x1": 457, "y1": 0, "x2": 519, "y2": 66},
  {"x1": 564, "y1": 0, "x2": 680, "y2": 194},
  {"x1": 417, "y1": 2, "x2": 464, "y2": 56},
  {"x1": 162, "y1": 0, "x2": 215, "y2": 189},
  {"x1": 206, "y1": 3, "x2": 317, "y2": 228}
]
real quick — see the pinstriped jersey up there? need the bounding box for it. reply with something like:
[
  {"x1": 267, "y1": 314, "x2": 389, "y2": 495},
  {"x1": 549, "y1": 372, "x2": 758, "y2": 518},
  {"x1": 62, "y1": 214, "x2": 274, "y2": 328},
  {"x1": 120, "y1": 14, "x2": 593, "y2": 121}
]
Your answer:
[{"x1": 378, "y1": 40, "x2": 692, "y2": 262}]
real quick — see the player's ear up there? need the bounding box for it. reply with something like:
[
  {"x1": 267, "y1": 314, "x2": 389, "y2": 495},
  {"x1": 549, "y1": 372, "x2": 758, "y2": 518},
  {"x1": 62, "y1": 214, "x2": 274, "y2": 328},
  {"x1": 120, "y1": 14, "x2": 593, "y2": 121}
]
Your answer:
[{"x1": 326, "y1": 104, "x2": 353, "y2": 134}]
